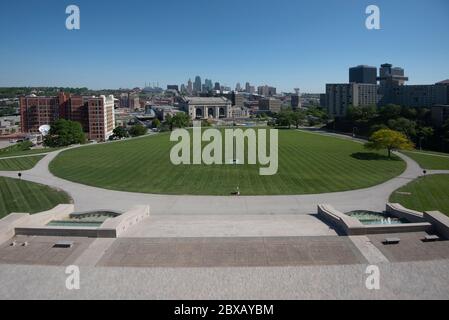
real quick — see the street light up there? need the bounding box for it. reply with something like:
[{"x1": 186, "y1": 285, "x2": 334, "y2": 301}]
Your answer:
[{"x1": 419, "y1": 136, "x2": 424, "y2": 151}]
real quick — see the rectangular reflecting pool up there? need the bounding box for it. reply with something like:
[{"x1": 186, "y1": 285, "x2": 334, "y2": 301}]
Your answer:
[
  {"x1": 345, "y1": 210, "x2": 408, "y2": 225},
  {"x1": 46, "y1": 210, "x2": 122, "y2": 228}
]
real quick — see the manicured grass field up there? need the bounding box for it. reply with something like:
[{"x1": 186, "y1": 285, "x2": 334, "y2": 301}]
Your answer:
[
  {"x1": 389, "y1": 174, "x2": 449, "y2": 216},
  {"x1": 0, "y1": 147, "x2": 59, "y2": 159},
  {"x1": 402, "y1": 151, "x2": 449, "y2": 170},
  {"x1": 49, "y1": 130, "x2": 406, "y2": 195},
  {"x1": 0, "y1": 176, "x2": 72, "y2": 219},
  {"x1": 0, "y1": 156, "x2": 44, "y2": 171}
]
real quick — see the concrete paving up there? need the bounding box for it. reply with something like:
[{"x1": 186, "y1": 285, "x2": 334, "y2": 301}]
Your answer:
[
  {"x1": 121, "y1": 214, "x2": 337, "y2": 238},
  {"x1": 0, "y1": 235, "x2": 93, "y2": 266},
  {"x1": 368, "y1": 232, "x2": 449, "y2": 262},
  {"x1": 96, "y1": 236, "x2": 366, "y2": 268},
  {"x1": 1, "y1": 260, "x2": 449, "y2": 299}
]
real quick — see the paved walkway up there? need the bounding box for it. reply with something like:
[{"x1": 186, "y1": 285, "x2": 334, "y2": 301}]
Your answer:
[
  {"x1": 0, "y1": 152, "x2": 50, "y2": 160},
  {"x1": 1, "y1": 259, "x2": 449, "y2": 299},
  {"x1": 0, "y1": 132, "x2": 447, "y2": 215}
]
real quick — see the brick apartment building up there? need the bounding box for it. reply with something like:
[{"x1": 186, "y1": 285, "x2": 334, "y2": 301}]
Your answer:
[{"x1": 20, "y1": 93, "x2": 115, "y2": 141}]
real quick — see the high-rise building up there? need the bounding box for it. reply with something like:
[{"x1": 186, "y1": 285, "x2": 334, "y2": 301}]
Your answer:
[
  {"x1": 291, "y1": 95, "x2": 300, "y2": 109},
  {"x1": 325, "y1": 83, "x2": 380, "y2": 117},
  {"x1": 259, "y1": 98, "x2": 282, "y2": 113},
  {"x1": 214, "y1": 82, "x2": 221, "y2": 91},
  {"x1": 349, "y1": 65, "x2": 377, "y2": 84},
  {"x1": 187, "y1": 79, "x2": 193, "y2": 95},
  {"x1": 204, "y1": 79, "x2": 213, "y2": 92},
  {"x1": 245, "y1": 82, "x2": 251, "y2": 93},
  {"x1": 378, "y1": 63, "x2": 408, "y2": 86},
  {"x1": 194, "y1": 76, "x2": 202, "y2": 93},
  {"x1": 235, "y1": 83, "x2": 242, "y2": 92},
  {"x1": 20, "y1": 93, "x2": 116, "y2": 141},
  {"x1": 87, "y1": 95, "x2": 115, "y2": 141},
  {"x1": 20, "y1": 92, "x2": 69, "y2": 133},
  {"x1": 224, "y1": 91, "x2": 245, "y2": 108},
  {"x1": 167, "y1": 85, "x2": 179, "y2": 91},
  {"x1": 257, "y1": 85, "x2": 276, "y2": 97}
]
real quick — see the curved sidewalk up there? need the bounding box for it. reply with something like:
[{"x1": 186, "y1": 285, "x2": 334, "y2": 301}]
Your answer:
[{"x1": 0, "y1": 144, "x2": 436, "y2": 215}]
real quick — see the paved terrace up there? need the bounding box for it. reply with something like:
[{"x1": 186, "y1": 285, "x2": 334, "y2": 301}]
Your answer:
[{"x1": 1, "y1": 259, "x2": 449, "y2": 299}]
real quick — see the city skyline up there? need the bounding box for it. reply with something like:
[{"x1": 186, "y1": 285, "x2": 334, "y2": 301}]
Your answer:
[{"x1": 0, "y1": 0, "x2": 449, "y2": 92}]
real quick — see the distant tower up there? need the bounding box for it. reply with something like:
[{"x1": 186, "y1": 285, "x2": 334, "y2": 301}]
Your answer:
[
  {"x1": 294, "y1": 88, "x2": 300, "y2": 95},
  {"x1": 187, "y1": 79, "x2": 193, "y2": 95},
  {"x1": 194, "y1": 76, "x2": 202, "y2": 94}
]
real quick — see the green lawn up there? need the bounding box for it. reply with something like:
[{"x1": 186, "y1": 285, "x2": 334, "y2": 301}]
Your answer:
[
  {"x1": 402, "y1": 151, "x2": 449, "y2": 170},
  {"x1": 0, "y1": 155, "x2": 44, "y2": 171},
  {"x1": 0, "y1": 176, "x2": 72, "y2": 219},
  {"x1": 389, "y1": 174, "x2": 449, "y2": 216},
  {"x1": 0, "y1": 147, "x2": 59, "y2": 159},
  {"x1": 49, "y1": 130, "x2": 406, "y2": 195},
  {"x1": 50, "y1": 130, "x2": 405, "y2": 195}
]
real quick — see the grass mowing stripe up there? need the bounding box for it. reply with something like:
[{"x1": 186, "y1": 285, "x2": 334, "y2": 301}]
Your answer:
[
  {"x1": 0, "y1": 177, "x2": 72, "y2": 218},
  {"x1": 0, "y1": 156, "x2": 44, "y2": 171},
  {"x1": 389, "y1": 174, "x2": 449, "y2": 216},
  {"x1": 50, "y1": 130, "x2": 405, "y2": 195}
]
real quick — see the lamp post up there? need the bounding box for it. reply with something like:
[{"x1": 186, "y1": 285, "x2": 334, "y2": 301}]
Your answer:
[{"x1": 419, "y1": 136, "x2": 424, "y2": 151}]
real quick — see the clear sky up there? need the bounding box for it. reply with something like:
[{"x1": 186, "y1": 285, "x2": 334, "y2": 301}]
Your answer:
[{"x1": 0, "y1": 0, "x2": 448, "y2": 93}]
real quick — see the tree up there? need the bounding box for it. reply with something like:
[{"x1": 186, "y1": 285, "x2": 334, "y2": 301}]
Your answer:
[
  {"x1": 416, "y1": 126, "x2": 434, "y2": 150},
  {"x1": 129, "y1": 124, "x2": 148, "y2": 137},
  {"x1": 347, "y1": 105, "x2": 377, "y2": 122},
  {"x1": 379, "y1": 104, "x2": 402, "y2": 121},
  {"x1": 111, "y1": 126, "x2": 129, "y2": 139},
  {"x1": 276, "y1": 111, "x2": 293, "y2": 127},
  {"x1": 164, "y1": 112, "x2": 190, "y2": 131},
  {"x1": 387, "y1": 117, "x2": 417, "y2": 138},
  {"x1": 152, "y1": 118, "x2": 161, "y2": 129},
  {"x1": 171, "y1": 113, "x2": 190, "y2": 129},
  {"x1": 44, "y1": 119, "x2": 86, "y2": 147},
  {"x1": 291, "y1": 110, "x2": 306, "y2": 129},
  {"x1": 365, "y1": 129, "x2": 414, "y2": 158}
]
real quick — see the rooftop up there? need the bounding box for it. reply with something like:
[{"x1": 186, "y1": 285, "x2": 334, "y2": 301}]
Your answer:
[{"x1": 184, "y1": 96, "x2": 230, "y2": 104}]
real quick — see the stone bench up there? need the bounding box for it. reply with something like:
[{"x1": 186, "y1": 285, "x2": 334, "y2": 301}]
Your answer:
[{"x1": 383, "y1": 237, "x2": 400, "y2": 245}]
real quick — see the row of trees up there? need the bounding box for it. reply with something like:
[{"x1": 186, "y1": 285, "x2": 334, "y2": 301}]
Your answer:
[
  {"x1": 329, "y1": 104, "x2": 448, "y2": 152},
  {"x1": 271, "y1": 106, "x2": 328, "y2": 128},
  {"x1": 42, "y1": 114, "x2": 193, "y2": 147},
  {"x1": 110, "y1": 124, "x2": 148, "y2": 140},
  {"x1": 43, "y1": 120, "x2": 151, "y2": 147}
]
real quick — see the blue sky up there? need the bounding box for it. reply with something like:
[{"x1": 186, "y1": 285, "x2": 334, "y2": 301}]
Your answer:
[{"x1": 0, "y1": 0, "x2": 448, "y2": 92}]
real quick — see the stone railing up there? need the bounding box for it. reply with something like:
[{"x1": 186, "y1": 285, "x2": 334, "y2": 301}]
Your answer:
[
  {"x1": 317, "y1": 204, "x2": 365, "y2": 235},
  {"x1": 12, "y1": 205, "x2": 150, "y2": 239},
  {"x1": 424, "y1": 211, "x2": 449, "y2": 240},
  {"x1": 386, "y1": 203, "x2": 424, "y2": 223},
  {"x1": 317, "y1": 204, "x2": 432, "y2": 236}
]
